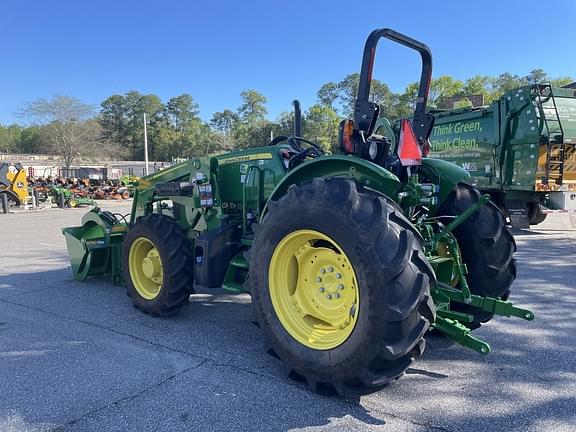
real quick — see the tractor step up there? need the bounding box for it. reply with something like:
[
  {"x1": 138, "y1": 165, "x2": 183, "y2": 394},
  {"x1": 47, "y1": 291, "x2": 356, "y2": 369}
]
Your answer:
[{"x1": 222, "y1": 252, "x2": 249, "y2": 293}]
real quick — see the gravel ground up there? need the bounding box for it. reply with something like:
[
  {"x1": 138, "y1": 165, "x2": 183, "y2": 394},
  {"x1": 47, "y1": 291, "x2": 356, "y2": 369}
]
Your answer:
[{"x1": 0, "y1": 202, "x2": 574, "y2": 432}]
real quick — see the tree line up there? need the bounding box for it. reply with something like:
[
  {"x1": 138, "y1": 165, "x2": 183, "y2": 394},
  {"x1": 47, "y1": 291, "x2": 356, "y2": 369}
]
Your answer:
[{"x1": 0, "y1": 69, "x2": 572, "y2": 167}]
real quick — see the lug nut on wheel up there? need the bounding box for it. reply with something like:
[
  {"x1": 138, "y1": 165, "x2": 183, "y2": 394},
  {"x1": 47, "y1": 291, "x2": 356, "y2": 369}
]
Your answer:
[
  {"x1": 336, "y1": 273, "x2": 342, "y2": 279},
  {"x1": 326, "y1": 294, "x2": 332, "y2": 300},
  {"x1": 338, "y1": 284, "x2": 344, "y2": 290},
  {"x1": 319, "y1": 287, "x2": 325, "y2": 293}
]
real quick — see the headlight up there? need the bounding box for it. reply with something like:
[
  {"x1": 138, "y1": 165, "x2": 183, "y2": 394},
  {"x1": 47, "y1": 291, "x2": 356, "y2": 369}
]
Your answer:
[{"x1": 368, "y1": 141, "x2": 378, "y2": 160}]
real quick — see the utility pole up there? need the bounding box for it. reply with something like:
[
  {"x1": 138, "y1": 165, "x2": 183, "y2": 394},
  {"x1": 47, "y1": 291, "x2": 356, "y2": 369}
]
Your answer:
[{"x1": 143, "y1": 113, "x2": 149, "y2": 175}]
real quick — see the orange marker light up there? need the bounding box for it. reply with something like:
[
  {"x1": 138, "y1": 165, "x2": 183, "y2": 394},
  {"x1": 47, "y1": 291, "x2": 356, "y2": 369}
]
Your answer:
[
  {"x1": 398, "y1": 119, "x2": 422, "y2": 166},
  {"x1": 341, "y1": 120, "x2": 355, "y2": 154}
]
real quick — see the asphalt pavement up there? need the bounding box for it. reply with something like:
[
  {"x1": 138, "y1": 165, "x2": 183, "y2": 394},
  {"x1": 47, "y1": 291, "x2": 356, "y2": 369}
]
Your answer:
[{"x1": 0, "y1": 203, "x2": 574, "y2": 432}]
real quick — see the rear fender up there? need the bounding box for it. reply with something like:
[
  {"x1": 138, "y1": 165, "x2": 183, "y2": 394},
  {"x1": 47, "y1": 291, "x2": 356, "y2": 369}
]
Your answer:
[
  {"x1": 419, "y1": 158, "x2": 469, "y2": 208},
  {"x1": 264, "y1": 155, "x2": 401, "y2": 219}
]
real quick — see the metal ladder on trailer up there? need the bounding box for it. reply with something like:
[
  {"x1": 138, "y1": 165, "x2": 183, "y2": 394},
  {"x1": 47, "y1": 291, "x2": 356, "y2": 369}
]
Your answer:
[{"x1": 535, "y1": 84, "x2": 565, "y2": 185}]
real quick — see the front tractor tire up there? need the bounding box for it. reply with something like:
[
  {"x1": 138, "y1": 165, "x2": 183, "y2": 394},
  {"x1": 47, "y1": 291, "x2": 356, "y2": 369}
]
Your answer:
[
  {"x1": 249, "y1": 179, "x2": 435, "y2": 396},
  {"x1": 438, "y1": 184, "x2": 517, "y2": 327},
  {"x1": 123, "y1": 214, "x2": 194, "y2": 316}
]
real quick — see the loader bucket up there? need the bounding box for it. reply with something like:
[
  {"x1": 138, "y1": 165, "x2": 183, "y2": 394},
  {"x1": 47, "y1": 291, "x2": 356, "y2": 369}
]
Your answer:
[
  {"x1": 62, "y1": 225, "x2": 110, "y2": 281},
  {"x1": 62, "y1": 207, "x2": 127, "y2": 284}
]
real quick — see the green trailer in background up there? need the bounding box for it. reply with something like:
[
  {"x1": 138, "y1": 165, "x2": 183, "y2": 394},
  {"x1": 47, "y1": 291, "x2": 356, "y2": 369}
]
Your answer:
[{"x1": 426, "y1": 84, "x2": 576, "y2": 227}]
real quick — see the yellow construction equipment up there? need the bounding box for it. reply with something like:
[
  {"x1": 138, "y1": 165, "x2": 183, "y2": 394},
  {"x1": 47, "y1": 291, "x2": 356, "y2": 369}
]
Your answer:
[{"x1": 0, "y1": 162, "x2": 29, "y2": 206}]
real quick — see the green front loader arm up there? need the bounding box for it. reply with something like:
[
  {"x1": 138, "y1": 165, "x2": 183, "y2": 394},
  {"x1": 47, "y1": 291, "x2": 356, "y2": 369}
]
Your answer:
[{"x1": 130, "y1": 159, "x2": 205, "y2": 223}]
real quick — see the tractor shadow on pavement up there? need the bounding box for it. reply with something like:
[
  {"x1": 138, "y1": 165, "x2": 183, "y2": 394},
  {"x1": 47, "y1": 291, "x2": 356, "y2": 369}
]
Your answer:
[
  {"x1": 0, "y1": 242, "x2": 574, "y2": 432},
  {"x1": 0, "y1": 268, "x2": 388, "y2": 431}
]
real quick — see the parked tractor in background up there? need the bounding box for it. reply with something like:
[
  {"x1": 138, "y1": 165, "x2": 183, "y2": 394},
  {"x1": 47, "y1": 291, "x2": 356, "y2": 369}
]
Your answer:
[
  {"x1": 48, "y1": 184, "x2": 95, "y2": 208},
  {"x1": 118, "y1": 174, "x2": 140, "y2": 197},
  {"x1": 63, "y1": 29, "x2": 533, "y2": 395},
  {"x1": 411, "y1": 84, "x2": 576, "y2": 227}
]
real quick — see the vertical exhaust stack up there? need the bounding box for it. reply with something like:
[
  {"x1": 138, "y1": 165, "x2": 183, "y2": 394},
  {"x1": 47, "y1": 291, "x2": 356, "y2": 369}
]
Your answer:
[{"x1": 292, "y1": 100, "x2": 302, "y2": 137}]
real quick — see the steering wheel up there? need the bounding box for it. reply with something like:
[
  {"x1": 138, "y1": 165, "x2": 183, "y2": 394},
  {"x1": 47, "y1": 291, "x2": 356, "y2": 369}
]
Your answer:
[
  {"x1": 287, "y1": 146, "x2": 326, "y2": 170},
  {"x1": 269, "y1": 136, "x2": 325, "y2": 170},
  {"x1": 268, "y1": 135, "x2": 290, "y2": 146},
  {"x1": 268, "y1": 136, "x2": 324, "y2": 154},
  {"x1": 287, "y1": 136, "x2": 324, "y2": 154}
]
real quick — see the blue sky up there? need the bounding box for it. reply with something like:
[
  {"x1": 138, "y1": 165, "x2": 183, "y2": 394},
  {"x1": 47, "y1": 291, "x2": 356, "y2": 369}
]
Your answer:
[{"x1": 1, "y1": 0, "x2": 575, "y2": 125}]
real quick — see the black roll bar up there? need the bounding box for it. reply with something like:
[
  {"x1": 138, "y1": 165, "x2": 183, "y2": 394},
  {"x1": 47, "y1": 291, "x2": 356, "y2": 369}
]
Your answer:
[{"x1": 354, "y1": 28, "x2": 434, "y2": 144}]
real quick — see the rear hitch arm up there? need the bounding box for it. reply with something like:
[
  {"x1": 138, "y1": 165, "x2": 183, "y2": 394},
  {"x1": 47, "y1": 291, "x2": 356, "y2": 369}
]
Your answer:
[
  {"x1": 428, "y1": 193, "x2": 535, "y2": 354},
  {"x1": 432, "y1": 282, "x2": 535, "y2": 355},
  {"x1": 433, "y1": 316, "x2": 492, "y2": 355},
  {"x1": 436, "y1": 194, "x2": 491, "y2": 239},
  {"x1": 438, "y1": 284, "x2": 535, "y2": 321},
  {"x1": 433, "y1": 193, "x2": 491, "y2": 301}
]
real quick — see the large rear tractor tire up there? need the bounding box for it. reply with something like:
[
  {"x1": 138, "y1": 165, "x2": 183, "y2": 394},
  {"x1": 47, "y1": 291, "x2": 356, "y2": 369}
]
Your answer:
[
  {"x1": 249, "y1": 178, "x2": 435, "y2": 396},
  {"x1": 438, "y1": 183, "x2": 516, "y2": 327},
  {"x1": 123, "y1": 214, "x2": 194, "y2": 316}
]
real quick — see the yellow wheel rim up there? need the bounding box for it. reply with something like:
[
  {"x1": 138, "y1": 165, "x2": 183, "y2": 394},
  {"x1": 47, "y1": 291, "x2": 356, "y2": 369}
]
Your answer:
[
  {"x1": 269, "y1": 229, "x2": 359, "y2": 350},
  {"x1": 128, "y1": 237, "x2": 164, "y2": 300}
]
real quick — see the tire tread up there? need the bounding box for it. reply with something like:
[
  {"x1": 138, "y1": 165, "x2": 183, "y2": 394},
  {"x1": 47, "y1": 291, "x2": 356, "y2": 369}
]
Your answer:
[
  {"x1": 123, "y1": 214, "x2": 194, "y2": 316},
  {"x1": 250, "y1": 178, "x2": 435, "y2": 396}
]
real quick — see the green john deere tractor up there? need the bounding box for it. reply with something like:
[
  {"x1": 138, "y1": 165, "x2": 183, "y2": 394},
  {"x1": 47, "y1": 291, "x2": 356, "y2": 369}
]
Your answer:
[{"x1": 62, "y1": 28, "x2": 533, "y2": 395}]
